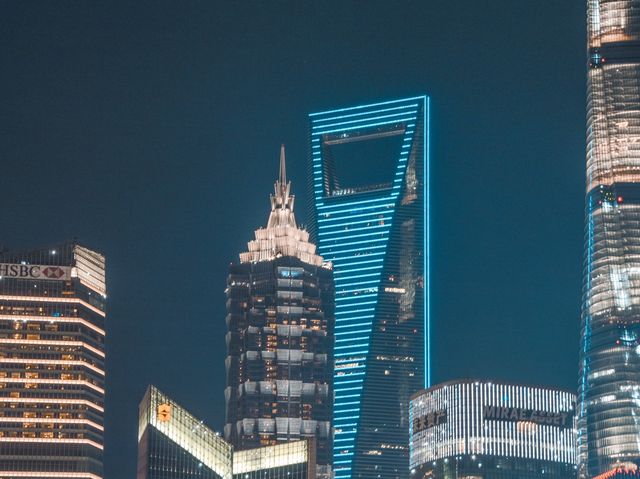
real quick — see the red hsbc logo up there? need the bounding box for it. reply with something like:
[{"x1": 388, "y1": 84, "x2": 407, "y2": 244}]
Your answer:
[
  {"x1": 0, "y1": 263, "x2": 71, "y2": 281},
  {"x1": 42, "y1": 267, "x2": 65, "y2": 279}
]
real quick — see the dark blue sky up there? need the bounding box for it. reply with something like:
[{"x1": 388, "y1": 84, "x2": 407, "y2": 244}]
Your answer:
[{"x1": 0, "y1": 2, "x2": 586, "y2": 478}]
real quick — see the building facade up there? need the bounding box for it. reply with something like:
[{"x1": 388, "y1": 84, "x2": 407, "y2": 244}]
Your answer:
[
  {"x1": 579, "y1": 2, "x2": 640, "y2": 477},
  {"x1": 410, "y1": 380, "x2": 578, "y2": 479},
  {"x1": 138, "y1": 385, "x2": 233, "y2": 479},
  {"x1": 0, "y1": 242, "x2": 107, "y2": 479},
  {"x1": 307, "y1": 97, "x2": 429, "y2": 478},
  {"x1": 138, "y1": 385, "x2": 315, "y2": 479},
  {"x1": 224, "y1": 146, "x2": 334, "y2": 476}
]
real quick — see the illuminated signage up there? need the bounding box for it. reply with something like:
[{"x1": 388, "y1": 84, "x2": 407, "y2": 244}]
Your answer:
[
  {"x1": 413, "y1": 409, "x2": 447, "y2": 433},
  {"x1": 0, "y1": 263, "x2": 71, "y2": 281},
  {"x1": 482, "y1": 405, "x2": 573, "y2": 428},
  {"x1": 157, "y1": 403, "x2": 171, "y2": 422}
]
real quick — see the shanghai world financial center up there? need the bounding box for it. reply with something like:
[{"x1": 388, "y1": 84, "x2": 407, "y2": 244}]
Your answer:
[{"x1": 308, "y1": 97, "x2": 429, "y2": 479}]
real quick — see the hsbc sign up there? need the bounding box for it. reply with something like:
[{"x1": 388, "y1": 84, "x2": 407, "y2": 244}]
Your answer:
[{"x1": 0, "y1": 263, "x2": 72, "y2": 281}]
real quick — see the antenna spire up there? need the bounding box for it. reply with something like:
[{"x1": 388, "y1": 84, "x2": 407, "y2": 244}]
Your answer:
[{"x1": 279, "y1": 144, "x2": 287, "y2": 187}]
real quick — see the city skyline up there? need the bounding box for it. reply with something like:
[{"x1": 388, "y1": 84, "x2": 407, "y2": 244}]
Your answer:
[{"x1": 0, "y1": 2, "x2": 586, "y2": 477}]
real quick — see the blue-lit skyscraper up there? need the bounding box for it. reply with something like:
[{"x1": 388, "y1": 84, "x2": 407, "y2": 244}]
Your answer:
[{"x1": 307, "y1": 97, "x2": 429, "y2": 479}]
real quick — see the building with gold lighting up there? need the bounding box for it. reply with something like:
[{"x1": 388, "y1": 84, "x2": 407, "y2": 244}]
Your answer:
[
  {"x1": 137, "y1": 385, "x2": 316, "y2": 479},
  {"x1": 0, "y1": 242, "x2": 106, "y2": 479}
]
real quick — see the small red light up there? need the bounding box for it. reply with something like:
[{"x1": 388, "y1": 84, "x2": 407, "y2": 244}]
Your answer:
[{"x1": 617, "y1": 196, "x2": 624, "y2": 203}]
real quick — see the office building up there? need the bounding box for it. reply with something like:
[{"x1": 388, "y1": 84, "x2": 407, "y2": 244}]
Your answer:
[
  {"x1": 138, "y1": 385, "x2": 316, "y2": 479},
  {"x1": 224, "y1": 146, "x2": 334, "y2": 477},
  {"x1": 308, "y1": 96, "x2": 429, "y2": 478},
  {"x1": 579, "y1": 1, "x2": 640, "y2": 477},
  {"x1": 410, "y1": 380, "x2": 578, "y2": 479},
  {"x1": 0, "y1": 242, "x2": 107, "y2": 479}
]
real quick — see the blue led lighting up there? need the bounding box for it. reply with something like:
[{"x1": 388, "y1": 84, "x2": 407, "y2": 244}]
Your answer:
[
  {"x1": 318, "y1": 216, "x2": 392, "y2": 228},
  {"x1": 314, "y1": 117, "x2": 419, "y2": 135},
  {"x1": 310, "y1": 97, "x2": 428, "y2": 479},
  {"x1": 311, "y1": 111, "x2": 416, "y2": 131},
  {"x1": 310, "y1": 103, "x2": 417, "y2": 122},
  {"x1": 309, "y1": 96, "x2": 424, "y2": 116},
  {"x1": 316, "y1": 198, "x2": 395, "y2": 211}
]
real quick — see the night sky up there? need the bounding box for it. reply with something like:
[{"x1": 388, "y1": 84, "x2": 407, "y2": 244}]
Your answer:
[{"x1": 0, "y1": 2, "x2": 586, "y2": 477}]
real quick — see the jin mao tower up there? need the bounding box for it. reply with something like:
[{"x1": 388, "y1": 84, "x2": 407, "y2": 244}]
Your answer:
[{"x1": 225, "y1": 147, "x2": 334, "y2": 478}]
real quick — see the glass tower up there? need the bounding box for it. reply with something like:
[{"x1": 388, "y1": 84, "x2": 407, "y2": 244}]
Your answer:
[
  {"x1": 307, "y1": 97, "x2": 429, "y2": 479},
  {"x1": 224, "y1": 147, "x2": 334, "y2": 477},
  {"x1": 579, "y1": 2, "x2": 640, "y2": 477},
  {"x1": 138, "y1": 385, "x2": 316, "y2": 479},
  {"x1": 0, "y1": 242, "x2": 106, "y2": 479}
]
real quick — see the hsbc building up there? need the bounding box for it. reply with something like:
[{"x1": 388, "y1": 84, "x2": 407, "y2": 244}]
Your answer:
[{"x1": 0, "y1": 242, "x2": 107, "y2": 479}]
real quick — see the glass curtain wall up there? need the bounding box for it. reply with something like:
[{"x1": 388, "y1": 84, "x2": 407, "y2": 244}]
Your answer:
[
  {"x1": 308, "y1": 97, "x2": 429, "y2": 479},
  {"x1": 580, "y1": 1, "x2": 640, "y2": 477}
]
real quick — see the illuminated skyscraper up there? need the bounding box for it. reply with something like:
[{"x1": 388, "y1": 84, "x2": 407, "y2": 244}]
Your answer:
[
  {"x1": 308, "y1": 97, "x2": 429, "y2": 479},
  {"x1": 579, "y1": 2, "x2": 640, "y2": 477},
  {"x1": 0, "y1": 242, "x2": 106, "y2": 479},
  {"x1": 224, "y1": 147, "x2": 334, "y2": 477},
  {"x1": 138, "y1": 385, "x2": 316, "y2": 479},
  {"x1": 410, "y1": 380, "x2": 577, "y2": 479}
]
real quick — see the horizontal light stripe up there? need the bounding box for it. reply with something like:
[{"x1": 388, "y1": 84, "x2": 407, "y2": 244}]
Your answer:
[
  {"x1": 0, "y1": 295, "x2": 105, "y2": 318},
  {"x1": 0, "y1": 378, "x2": 104, "y2": 394},
  {"x1": 0, "y1": 416, "x2": 103, "y2": 431},
  {"x1": 310, "y1": 103, "x2": 418, "y2": 122},
  {"x1": 309, "y1": 96, "x2": 423, "y2": 117},
  {"x1": 0, "y1": 358, "x2": 105, "y2": 376},
  {"x1": 0, "y1": 338, "x2": 105, "y2": 358},
  {"x1": 0, "y1": 396, "x2": 104, "y2": 412},
  {"x1": 0, "y1": 437, "x2": 103, "y2": 450},
  {"x1": 1, "y1": 473, "x2": 102, "y2": 479},
  {"x1": 314, "y1": 116, "x2": 415, "y2": 135},
  {"x1": 0, "y1": 314, "x2": 105, "y2": 335}
]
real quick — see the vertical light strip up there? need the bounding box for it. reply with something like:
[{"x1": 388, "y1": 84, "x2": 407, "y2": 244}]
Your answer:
[{"x1": 424, "y1": 95, "x2": 430, "y2": 388}]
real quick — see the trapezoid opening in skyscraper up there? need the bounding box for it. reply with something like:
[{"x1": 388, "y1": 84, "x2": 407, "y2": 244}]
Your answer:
[{"x1": 307, "y1": 96, "x2": 430, "y2": 479}]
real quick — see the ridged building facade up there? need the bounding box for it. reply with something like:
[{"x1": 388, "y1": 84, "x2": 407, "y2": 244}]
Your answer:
[
  {"x1": 307, "y1": 97, "x2": 429, "y2": 479},
  {"x1": 224, "y1": 147, "x2": 334, "y2": 478},
  {"x1": 579, "y1": 1, "x2": 640, "y2": 477},
  {"x1": 0, "y1": 242, "x2": 106, "y2": 479},
  {"x1": 410, "y1": 380, "x2": 577, "y2": 479}
]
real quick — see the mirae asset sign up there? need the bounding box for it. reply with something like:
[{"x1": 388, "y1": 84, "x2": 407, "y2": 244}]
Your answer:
[
  {"x1": 0, "y1": 263, "x2": 72, "y2": 281},
  {"x1": 483, "y1": 405, "x2": 573, "y2": 428}
]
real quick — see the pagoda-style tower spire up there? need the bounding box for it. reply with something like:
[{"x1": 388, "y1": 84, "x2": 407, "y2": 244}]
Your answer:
[{"x1": 240, "y1": 145, "x2": 327, "y2": 267}]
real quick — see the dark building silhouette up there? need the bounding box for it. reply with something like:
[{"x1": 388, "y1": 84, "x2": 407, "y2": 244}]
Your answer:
[{"x1": 224, "y1": 147, "x2": 334, "y2": 478}]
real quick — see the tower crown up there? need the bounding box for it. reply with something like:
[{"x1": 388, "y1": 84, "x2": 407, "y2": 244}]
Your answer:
[{"x1": 239, "y1": 145, "x2": 328, "y2": 268}]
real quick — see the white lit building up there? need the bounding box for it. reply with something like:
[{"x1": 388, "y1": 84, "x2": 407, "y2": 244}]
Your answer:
[{"x1": 409, "y1": 379, "x2": 577, "y2": 479}]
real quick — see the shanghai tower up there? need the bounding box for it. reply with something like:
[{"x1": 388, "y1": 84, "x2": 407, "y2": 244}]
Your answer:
[{"x1": 579, "y1": 2, "x2": 640, "y2": 477}]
